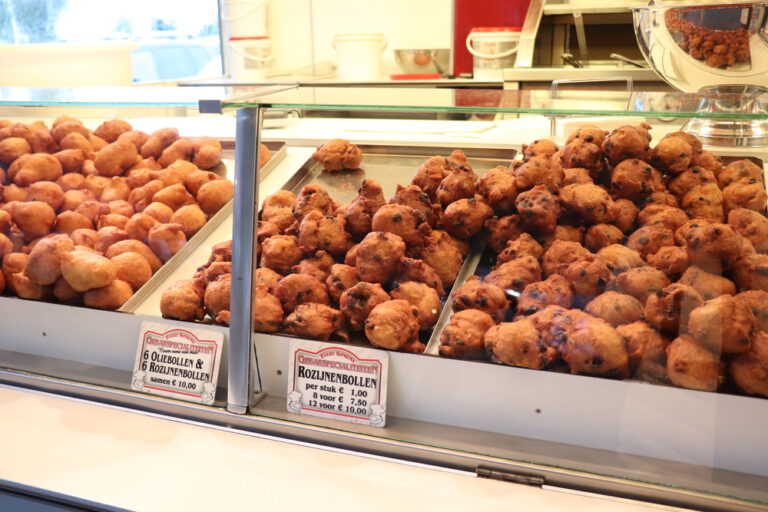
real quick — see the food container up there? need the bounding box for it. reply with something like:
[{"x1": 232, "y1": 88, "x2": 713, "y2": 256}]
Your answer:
[
  {"x1": 332, "y1": 33, "x2": 388, "y2": 80},
  {"x1": 465, "y1": 26, "x2": 521, "y2": 80},
  {"x1": 227, "y1": 36, "x2": 273, "y2": 81}
]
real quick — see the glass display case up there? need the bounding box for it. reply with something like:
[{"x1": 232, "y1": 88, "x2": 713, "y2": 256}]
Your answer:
[{"x1": 1, "y1": 85, "x2": 767, "y2": 512}]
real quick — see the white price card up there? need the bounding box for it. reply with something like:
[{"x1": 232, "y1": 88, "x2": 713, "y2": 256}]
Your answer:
[
  {"x1": 132, "y1": 321, "x2": 224, "y2": 405},
  {"x1": 287, "y1": 340, "x2": 389, "y2": 427}
]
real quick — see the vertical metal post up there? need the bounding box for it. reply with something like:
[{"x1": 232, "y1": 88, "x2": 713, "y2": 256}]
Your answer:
[{"x1": 227, "y1": 106, "x2": 263, "y2": 414}]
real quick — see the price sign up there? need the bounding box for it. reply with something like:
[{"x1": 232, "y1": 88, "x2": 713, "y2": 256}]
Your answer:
[
  {"x1": 287, "y1": 340, "x2": 389, "y2": 427},
  {"x1": 132, "y1": 321, "x2": 223, "y2": 405}
]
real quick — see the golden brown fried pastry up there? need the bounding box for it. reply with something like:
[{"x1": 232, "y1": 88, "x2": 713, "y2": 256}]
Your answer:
[
  {"x1": 194, "y1": 260, "x2": 232, "y2": 289},
  {"x1": 184, "y1": 170, "x2": 219, "y2": 197},
  {"x1": 436, "y1": 168, "x2": 476, "y2": 206},
  {"x1": 585, "y1": 291, "x2": 643, "y2": 328},
  {"x1": 60, "y1": 250, "x2": 117, "y2": 292},
  {"x1": 111, "y1": 251, "x2": 153, "y2": 291},
  {"x1": 9, "y1": 153, "x2": 63, "y2": 186},
  {"x1": 733, "y1": 253, "x2": 768, "y2": 292},
  {"x1": 0, "y1": 137, "x2": 31, "y2": 165},
  {"x1": 371, "y1": 203, "x2": 430, "y2": 250},
  {"x1": 718, "y1": 159, "x2": 763, "y2": 189},
  {"x1": 483, "y1": 214, "x2": 524, "y2": 253},
  {"x1": 293, "y1": 183, "x2": 337, "y2": 221},
  {"x1": 55, "y1": 171, "x2": 86, "y2": 192},
  {"x1": 203, "y1": 273, "x2": 230, "y2": 320},
  {"x1": 312, "y1": 139, "x2": 363, "y2": 171},
  {"x1": 559, "y1": 183, "x2": 614, "y2": 224},
  {"x1": 515, "y1": 185, "x2": 560, "y2": 233},
  {"x1": 24, "y1": 235, "x2": 74, "y2": 285},
  {"x1": 389, "y1": 184, "x2": 439, "y2": 228},
  {"x1": 341, "y1": 179, "x2": 386, "y2": 239},
  {"x1": 645, "y1": 283, "x2": 704, "y2": 336},
  {"x1": 298, "y1": 210, "x2": 350, "y2": 256},
  {"x1": 253, "y1": 266, "x2": 282, "y2": 294},
  {"x1": 637, "y1": 205, "x2": 688, "y2": 233},
  {"x1": 355, "y1": 231, "x2": 406, "y2": 284},
  {"x1": 722, "y1": 177, "x2": 768, "y2": 213},
  {"x1": 100, "y1": 177, "x2": 131, "y2": 203},
  {"x1": 735, "y1": 290, "x2": 768, "y2": 332},
  {"x1": 394, "y1": 257, "x2": 444, "y2": 295},
  {"x1": 259, "y1": 235, "x2": 301, "y2": 275},
  {"x1": 150, "y1": 183, "x2": 195, "y2": 212},
  {"x1": 538, "y1": 224, "x2": 585, "y2": 250},
  {"x1": 2, "y1": 252, "x2": 27, "y2": 289},
  {"x1": 688, "y1": 294, "x2": 755, "y2": 354},
  {"x1": 107, "y1": 200, "x2": 134, "y2": 218},
  {"x1": 541, "y1": 240, "x2": 589, "y2": 277},
  {"x1": 0, "y1": 233, "x2": 12, "y2": 259},
  {"x1": 497, "y1": 233, "x2": 544, "y2": 265},
  {"x1": 93, "y1": 139, "x2": 139, "y2": 177},
  {"x1": 730, "y1": 331, "x2": 768, "y2": 397},
  {"x1": 2, "y1": 184, "x2": 29, "y2": 203},
  {"x1": 666, "y1": 334, "x2": 724, "y2": 391},
  {"x1": 275, "y1": 273, "x2": 329, "y2": 313},
  {"x1": 485, "y1": 255, "x2": 541, "y2": 294},
  {"x1": 83, "y1": 279, "x2": 133, "y2": 310},
  {"x1": 477, "y1": 166, "x2": 518, "y2": 215},
  {"x1": 262, "y1": 189, "x2": 296, "y2": 210},
  {"x1": 560, "y1": 138, "x2": 603, "y2": 172},
  {"x1": 168, "y1": 204, "x2": 206, "y2": 238},
  {"x1": 52, "y1": 276, "x2": 81, "y2": 305},
  {"x1": 124, "y1": 167, "x2": 153, "y2": 189},
  {"x1": 566, "y1": 124, "x2": 608, "y2": 147},
  {"x1": 116, "y1": 130, "x2": 150, "y2": 152},
  {"x1": 97, "y1": 214, "x2": 130, "y2": 231},
  {"x1": 528, "y1": 305, "x2": 579, "y2": 351},
  {"x1": 522, "y1": 139, "x2": 559, "y2": 160},
  {"x1": 8, "y1": 201, "x2": 55, "y2": 242},
  {"x1": 626, "y1": 224, "x2": 675, "y2": 260},
  {"x1": 197, "y1": 179, "x2": 234, "y2": 215},
  {"x1": 584, "y1": 224, "x2": 625, "y2": 252},
  {"x1": 105, "y1": 239, "x2": 162, "y2": 273},
  {"x1": 365, "y1": 299, "x2": 420, "y2": 351},
  {"x1": 608, "y1": 199, "x2": 639, "y2": 233},
  {"x1": 261, "y1": 205, "x2": 295, "y2": 233},
  {"x1": 27, "y1": 181, "x2": 64, "y2": 210},
  {"x1": 93, "y1": 119, "x2": 132, "y2": 143},
  {"x1": 10, "y1": 271, "x2": 53, "y2": 300},
  {"x1": 646, "y1": 245, "x2": 688, "y2": 279},
  {"x1": 678, "y1": 266, "x2": 735, "y2": 300},
  {"x1": 484, "y1": 318, "x2": 557, "y2": 369},
  {"x1": 390, "y1": 280, "x2": 440, "y2": 330},
  {"x1": 681, "y1": 182, "x2": 724, "y2": 223},
  {"x1": 292, "y1": 250, "x2": 335, "y2": 283},
  {"x1": 650, "y1": 135, "x2": 693, "y2": 175},
  {"x1": 683, "y1": 222, "x2": 742, "y2": 273},
  {"x1": 615, "y1": 321, "x2": 668, "y2": 381},
  {"x1": 563, "y1": 254, "x2": 612, "y2": 302},
  {"x1": 728, "y1": 208, "x2": 768, "y2": 253},
  {"x1": 441, "y1": 197, "x2": 493, "y2": 240},
  {"x1": 124, "y1": 213, "x2": 159, "y2": 244},
  {"x1": 614, "y1": 266, "x2": 670, "y2": 304},
  {"x1": 69, "y1": 228, "x2": 98, "y2": 249},
  {"x1": 610, "y1": 159, "x2": 662, "y2": 201},
  {"x1": 128, "y1": 179, "x2": 165, "y2": 212},
  {"x1": 516, "y1": 274, "x2": 573, "y2": 316},
  {"x1": 147, "y1": 223, "x2": 186, "y2": 263},
  {"x1": 339, "y1": 281, "x2": 390, "y2": 331},
  {"x1": 691, "y1": 149, "x2": 723, "y2": 174},
  {"x1": 439, "y1": 308, "x2": 495, "y2": 360},
  {"x1": 602, "y1": 123, "x2": 652, "y2": 166},
  {"x1": 190, "y1": 136, "x2": 222, "y2": 169},
  {"x1": 157, "y1": 137, "x2": 195, "y2": 168},
  {"x1": 514, "y1": 155, "x2": 564, "y2": 192},
  {"x1": 250, "y1": 285, "x2": 284, "y2": 333},
  {"x1": 140, "y1": 127, "x2": 179, "y2": 159},
  {"x1": 285, "y1": 302, "x2": 345, "y2": 340},
  {"x1": 325, "y1": 264, "x2": 359, "y2": 304},
  {"x1": 561, "y1": 316, "x2": 630, "y2": 378},
  {"x1": 451, "y1": 276, "x2": 508, "y2": 321},
  {"x1": 412, "y1": 155, "x2": 450, "y2": 202},
  {"x1": 668, "y1": 166, "x2": 717, "y2": 198},
  {"x1": 562, "y1": 167, "x2": 593, "y2": 186}
]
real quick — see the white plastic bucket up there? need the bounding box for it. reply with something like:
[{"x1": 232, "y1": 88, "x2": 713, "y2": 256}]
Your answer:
[
  {"x1": 228, "y1": 37, "x2": 273, "y2": 81},
  {"x1": 332, "y1": 33, "x2": 387, "y2": 81},
  {"x1": 221, "y1": 0, "x2": 267, "y2": 38},
  {"x1": 466, "y1": 27, "x2": 521, "y2": 80}
]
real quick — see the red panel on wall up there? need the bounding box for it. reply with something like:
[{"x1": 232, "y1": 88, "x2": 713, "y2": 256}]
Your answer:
[{"x1": 453, "y1": 0, "x2": 530, "y2": 76}]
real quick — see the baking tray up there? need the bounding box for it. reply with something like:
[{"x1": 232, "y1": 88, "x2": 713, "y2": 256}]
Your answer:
[{"x1": 119, "y1": 139, "x2": 287, "y2": 313}]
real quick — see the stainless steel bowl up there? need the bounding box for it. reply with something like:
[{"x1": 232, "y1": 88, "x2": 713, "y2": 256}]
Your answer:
[{"x1": 393, "y1": 49, "x2": 450, "y2": 75}]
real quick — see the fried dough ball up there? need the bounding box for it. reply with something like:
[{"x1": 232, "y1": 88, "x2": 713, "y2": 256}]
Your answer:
[
  {"x1": 730, "y1": 331, "x2": 768, "y2": 397},
  {"x1": 93, "y1": 139, "x2": 139, "y2": 177},
  {"x1": 190, "y1": 137, "x2": 222, "y2": 169},
  {"x1": 99, "y1": 177, "x2": 131, "y2": 203},
  {"x1": 260, "y1": 234, "x2": 301, "y2": 275},
  {"x1": 52, "y1": 276, "x2": 81, "y2": 305},
  {"x1": 734, "y1": 290, "x2": 768, "y2": 332},
  {"x1": 484, "y1": 214, "x2": 524, "y2": 253},
  {"x1": 11, "y1": 272, "x2": 53, "y2": 300},
  {"x1": 436, "y1": 168, "x2": 476, "y2": 206},
  {"x1": 116, "y1": 130, "x2": 150, "y2": 152},
  {"x1": 637, "y1": 205, "x2": 687, "y2": 233},
  {"x1": 140, "y1": 127, "x2": 179, "y2": 159},
  {"x1": 723, "y1": 178, "x2": 768, "y2": 213},
  {"x1": 484, "y1": 318, "x2": 557, "y2": 369},
  {"x1": 110, "y1": 251, "x2": 153, "y2": 290},
  {"x1": 296, "y1": 210, "x2": 350, "y2": 256},
  {"x1": 97, "y1": 213, "x2": 130, "y2": 231},
  {"x1": 25, "y1": 181, "x2": 63, "y2": 211},
  {"x1": 584, "y1": 224, "x2": 624, "y2": 252},
  {"x1": 249, "y1": 285, "x2": 284, "y2": 333},
  {"x1": 650, "y1": 135, "x2": 693, "y2": 175},
  {"x1": 538, "y1": 224, "x2": 585, "y2": 250},
  {"x1": 497, "y1": 233, "x2": 544, "y2": 265},
  {"x1": 668, "y1": 166, "x2": 717, "y2": 198},
  {"x1": 562, "y1": 167, "x2": 593, "y2": 186},
  {"x1": 69, "y1": 228, "x2": 98, "y2": 249},
  {"x1": 609, "y1": 199, "x2": 639, "y2": 233},
  {"x1": 615, "y1": 266, "x2": 670, "y2": 304},
  {"x1": 615, "y1": 321, "x2": 669, "y2": 381},
  {"x1": 610, "y1": 159, "x2": 662, "y2": 201},
  {"x1": 515, "y1": 185, "x2": 560, "y2": 233},
  {"x1": 560, "y1": 138, "x2": 603, "y2": 172},
  {"x1": 485, "y1": 255, "x2": 541, "y2": 294},
  {"x1": 626, "y1": 224, "x2": 674, "y2": 260},
  {"x1": 260, "y1": 205, "x2": 294, "y2": 233},
  {"x1": 60, "y1": 250, "x2": 117, "y2": 292},
  {"x1": 312, "y1": 139, "x2": 363, "y2": 172},
  {"x1": 366, "y1": 299, "x2": 421, "y2": 351},
  {"x1": 59, "y1": 132, "x2": 92, "y2": 159},
  {"x1": 690, "y1": 148, "x2": 722, "y2": 173},
  {"x1": 450, "y1": 276, "x2": 507, "y2": 321},
  {"x1": 412, "y1": 155, "x2": 450, "y2": 202},
  {"x1": 24, "y1": 234, "x2": 74, "y2": 285},
  {"x1": 646, "y1": 190, "x2": 679, "y2": 208},
  {"x1": 124, "y1": 213, "x2": 159, "y2": 244},
  {"x1": 197, "y1": 180, "x2": 233, "y2": 215},
  {"x1": 585, "y1": 291, "x2": 643, "y2": 328},
  {"x1": 104, "y1": 239, "x2": 162, "y2": 273},
  {"x1": 107, "y1": 200, "x2": 134, "y2": 218},
  {"x1": 203, "y1": 273, "x2": 230, "y2": 320},
  {"x1": 441, "y1": 197, "x2": 493, "y2": 240},
  {"x1": 439, "y1": 308, "x2": 495, "y2": 359},
  {"x1": 602, "y1": 123, "x2": 652, "y2": 166},
  {"x1": 514, "y1": 155, "x2": 564, "y2": 192},
  {"x1": 477, "y1": 166, "x2": 518, "y2": 216},
  {"x1": 688, "y1": 295, "x2": 755, "y2": 355},
  {"x1": 0, "y1": 137, "x2": 31, "y2": 164},
  {"x1": 734, "y1": 253, "x2": 768, "y2": 292},
  {"x1": 645, "y1": 283, "x2": 704, "y2": 336},
  {"x1": 325, "y1": 264, "x2": 359, "y2": 304},
  {"x1": 541, "y1": 240, "x2": 589, "y2": 277},
  {"x1": 666, "y1": 334, "x2": 724, "y2": 391},
  {"x1": 371, "y1": 203, "x2": 430, "y2": 250},
  {"x1": 93, "y1": 119, "x2": 132, "y2": 143},
  {"x1": 261, "y1": 189, "x2": 295, "y2": 210},
  {"x1": 682, "y1": 182, "x2": 724, "y2": 222},
  {"x1": 83, "y1": 279, "x2": 133, "y2": 310},
  {"x1": 516, "y1": 274, "x2": 573, "y2": 316},
  {"x1": 9, "y1": 153, "x2": 63, "y2": 186},
  {"x1": 678, "y1": 266, "x2": 735, "y2": 300},
  {"x1": 728, "y1": 208, "x2": 768, "y2": 253},
  {"x1": 129, "y1": 179, "x2": 165, "y2": 213},
  {"x1": 561, "y1": 316, "x2": 630, "y2": 378},
  {"x1": 683, "y1": 222, "x2": 742, "y2": 273},
  {"x1": 0, "y1": 233, "x2": 12, "y2": 259},
  {"x1": 356, "y1": 231, "x2": 406, "y2": 284},
  {"x1": 292, "y1": 250, "x2": 335, "y2": 283},
  {"x1": 274, "y1": 273, "x2": 329, "y2": 313},
  {"x1": 568, "y1": 124, "x2": 609, "y2": 146},
  {"x1": 339, "y1": 179, "x2": 385, "y2": 238},
  {"x1": 559, "y1": 183, "x2": 614, "y2": 224},
  {"x1": 394, "y1": 257, "x2": 444, "y2": 295},
  {"x1": 250, "y1": 267, "x2": 281, "y2": 295},
  {"x1": 646, "y1": 245, "x2": 688, "y2": 279},
  {"x1": 390, "y1": 280, "x2": 440, "y2": 330},
  {"x1": 147, "y1": 223, "x2": 186, "y2": 263},
  {"x1": 718, "y1": 159, "x2": 763, "y2": 189},
  {"x1": 522, "y1": 138, "x2": 559, "y2": 160},
  {"x1": 293, "y1": 183, "x2": 337, "y2": 221},
  {"x1": 339, "y1": 281, "x2": 390, "y2": 331},
  {"x1": 285, "y1": 302, "x2": 345, "y2": 341},
  {"x1": 55, "y1": 172, "x2": 86, "y2": 192},
  {"x1": 563, "y1": 254, "x2": 611, "y2": 302},
  {"x1": 57, "y1": 189, "x2": 93, "y2": 213},
  {"x1": 151, "y1": 183, "x2": 195, "y2": 212},
  {"x1": 11, "y1": 201, "x2": 56, "y2": 241},
  {"x1": 389, "y1": 183, "x2": 439, "y2": 228},
  {"x1": 157, "y1": 137, "x2": 195, "y2": 168},
  {"x1": 141, "y1": 201, "x2": 175, "y2": 224},
  {"x1": 29, "y1": 130, "x2": 58, "y2": 154}
]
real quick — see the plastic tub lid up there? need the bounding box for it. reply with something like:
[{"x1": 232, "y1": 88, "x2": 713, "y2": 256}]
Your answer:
[
  {"x1": 469, "y1": 26, "x2": 522, "y2": 32},
  {"x1": 229, "y1": 36, "x2": 269, "y2": 41}
]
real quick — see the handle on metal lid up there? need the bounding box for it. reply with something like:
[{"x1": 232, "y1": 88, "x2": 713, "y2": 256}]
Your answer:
[{"x1": 465, "y1": 32, "x2": 520, "y2": 59}]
